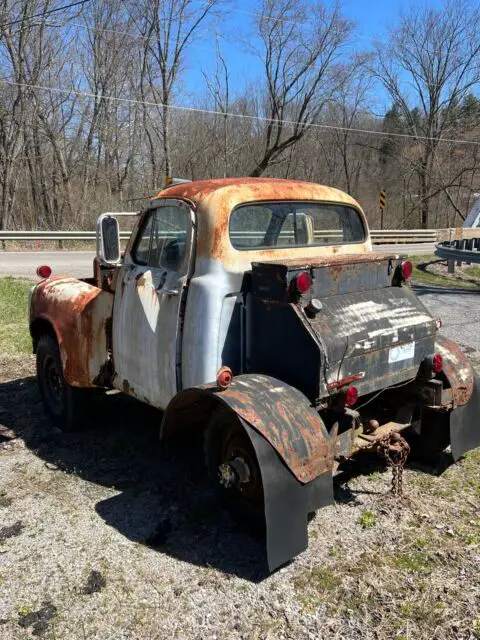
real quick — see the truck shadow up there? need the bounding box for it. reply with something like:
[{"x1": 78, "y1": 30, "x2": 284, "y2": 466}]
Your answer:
[
  {"x1": 0, "y1": 375, "x2": 268, "y2": 582},
  {"x1": 1, "y1": 375, "x2": 453, "y2": 580}
]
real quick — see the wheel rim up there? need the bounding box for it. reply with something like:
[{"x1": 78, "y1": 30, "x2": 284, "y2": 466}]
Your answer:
[
  {"x1": 43, "y1": 354, "x2": 63, "y2": 414},
  {"x1": 220, "y1": 425, "x2": 264, "y2": 508}
]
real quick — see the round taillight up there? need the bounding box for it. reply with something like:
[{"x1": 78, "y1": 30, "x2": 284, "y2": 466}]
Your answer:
[
  {"x1": 36, "y1": 265, "x2": 52, "y2": 278},
  {"x1": 432, "y1": 353, "x2": 443, "y2": 374},
  {"x1": 295, "y1": 271, "x2": 312, "y2": 294},
  {"x1": 216, "y1": 366, "x2": 233, "y2": 390},
  {"x1": 401, "y1": 261, "x2": 413, "y2": 280},
  {"x1": 344, "y1": 386, "x2": 358, "y2": 406}
]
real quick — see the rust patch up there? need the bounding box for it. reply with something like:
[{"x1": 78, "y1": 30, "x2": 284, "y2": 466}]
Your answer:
[
  {"x1": 149, "y1": 177, "x2": 371, "y2": 271},
  {"x1": 30, "y1": 277, "x2": 114, "y2": 387},
  {"x1": 436, "y1": 335, "x2": 474, "y2": 406},
  {"x1": 206, "y1": 375, "x2": 333, "y2": 483}
]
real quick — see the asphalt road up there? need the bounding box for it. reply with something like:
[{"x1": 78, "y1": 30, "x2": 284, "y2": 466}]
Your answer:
[{"x1": 0, "y1": 243, "x2": 436, "y2": 279}]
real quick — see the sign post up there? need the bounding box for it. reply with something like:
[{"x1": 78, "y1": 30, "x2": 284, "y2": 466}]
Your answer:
[{"x1": 379, "y1": 190, "x2": 387, "y2": 230}]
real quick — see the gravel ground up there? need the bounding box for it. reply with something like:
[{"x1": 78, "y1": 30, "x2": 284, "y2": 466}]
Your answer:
[{"x1": 1, "y1": 324, "x2": 480, "y2": 638}]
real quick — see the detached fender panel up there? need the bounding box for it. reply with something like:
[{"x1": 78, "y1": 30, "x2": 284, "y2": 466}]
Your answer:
[
  {"x1": 450, "y1": 376, "x2": 480, "y2": 461},
  {"x1": 435, "y1": 335, "x2": 480, "y2": 460},
  {"x1": 436, "y1": 334, "x2": 474, "y2": 407},
  {"x1": 30, "y1": 277, "x2": 113, "y2": 387},
  {"x1": 161, "y1": 373, "x2": 334, "y2": 483}
]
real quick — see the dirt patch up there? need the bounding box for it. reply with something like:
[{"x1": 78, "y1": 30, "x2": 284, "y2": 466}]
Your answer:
[
  {"x1": 81, "y1": 571, "x2": 106, "y2": 595},
  {"x1": 17, "y1": 601, "x2": 57, "y2": 637},
  {"x1": 0, "y1": 521, "x2": 23, "y2": 542}
]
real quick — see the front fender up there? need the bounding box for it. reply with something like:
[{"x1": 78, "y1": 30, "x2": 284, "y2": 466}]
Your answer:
[
  {"x1": 435, "y1": 335, "x2": 480, "y2": 460},
  {"x1": 161, "y1": 373, "x2": 334, "y2": 483},
  {"x1": 30, "y1": 277, "x2": 113, "y2": 387}
]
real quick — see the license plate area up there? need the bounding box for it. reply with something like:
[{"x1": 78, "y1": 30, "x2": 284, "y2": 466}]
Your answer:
[{"x1": 388, "y1": 341, "x2": 415, "y2": 364}]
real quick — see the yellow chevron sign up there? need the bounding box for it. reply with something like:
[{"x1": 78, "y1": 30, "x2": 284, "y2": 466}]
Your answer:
[{"x1": 380, "y1": 190, "x2": 387, "y2": 210}]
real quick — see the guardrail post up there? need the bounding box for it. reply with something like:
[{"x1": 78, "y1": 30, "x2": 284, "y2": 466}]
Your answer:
[
  {"x1": 58, "y1": 239, "x2": 63, "y2": 250},
  {"x1": 1, "y1": 240, "x2": 5, "y2": 251},
  {"x1": 448, "y1": 260, "x2": 455, "y2": 274}
]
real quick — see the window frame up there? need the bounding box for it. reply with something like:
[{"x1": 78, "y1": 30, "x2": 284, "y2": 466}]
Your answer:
[
  {"x1": 131, "y1": 200, "x2": 192, "y2": 271},
  {"x1": 228, "y1": 200, "x2": 367, "y2": 251}
]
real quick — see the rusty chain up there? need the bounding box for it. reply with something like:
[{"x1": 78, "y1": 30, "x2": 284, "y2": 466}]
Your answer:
[{"x1": 378, "y1": 432, "x2": 410, "y2": 497}]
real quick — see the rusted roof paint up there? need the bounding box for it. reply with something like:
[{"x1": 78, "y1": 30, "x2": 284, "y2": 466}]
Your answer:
[
  {"x1": 30, "y1": 277, "x2": 113, "y2": 387},
  {"x1": 150, "y1": 178, "x2": 371, "y2": 271}
]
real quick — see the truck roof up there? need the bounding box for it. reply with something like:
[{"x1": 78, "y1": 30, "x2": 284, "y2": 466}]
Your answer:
[
  {"x1": 150, "y1": 177, "x2": 370, "y2": 272},
  {"x1": 152, "y1": 177, "x2": 360, "y2": 209}
]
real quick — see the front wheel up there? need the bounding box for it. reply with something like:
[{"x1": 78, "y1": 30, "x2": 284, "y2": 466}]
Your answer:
[
  {"x1": 204, "y1": 408, "x2": 265, "y2": 530},
  {"x1": 36, "y1": 334, "x2": 92, "y2": 432}
]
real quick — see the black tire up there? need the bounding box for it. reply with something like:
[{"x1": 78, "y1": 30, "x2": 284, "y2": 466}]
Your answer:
[
  {"x1": 36, "y1": 334, "x2": 91, "y2": 432},
  {"x1": 407, "y1": 408, "x2": 450, "y2": 464},
  {"x1": 204, "y1": 408, "x2": 265, "y2": 530}
]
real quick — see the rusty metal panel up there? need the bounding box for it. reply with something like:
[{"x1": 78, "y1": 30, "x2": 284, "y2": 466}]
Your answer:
[
  {"x1": 30, "y1": 277, "x2": 113, "y2": 387},
  {"x1": 436, "y1": 335, "x2": 475, "y2": 407},
  {"x1": 162, "y1": 375, "x2": 334, "y2": 483}
]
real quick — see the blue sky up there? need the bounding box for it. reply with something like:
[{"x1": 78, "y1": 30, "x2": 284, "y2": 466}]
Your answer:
[{"x1": 184, "y1": 0, "x2": 444, "y2": 111}]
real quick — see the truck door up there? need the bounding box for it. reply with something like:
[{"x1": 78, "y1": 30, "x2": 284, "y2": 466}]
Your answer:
[{"x1": 112, "y1": 200, "x2": 195, "y2": 408}]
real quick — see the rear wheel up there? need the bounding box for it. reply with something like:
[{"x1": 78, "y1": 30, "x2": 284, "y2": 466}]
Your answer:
[
  {"x1": 204, "y1": 408, "x2": 265, "y2": 530},
  {"x1": 36, "y1": 334, "x2": 92, "y2": 432}
]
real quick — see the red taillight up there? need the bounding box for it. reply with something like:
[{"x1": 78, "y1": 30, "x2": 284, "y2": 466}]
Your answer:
[
  {"x1": 432, "y1": 353, "x2": 443, "y2": 374},
  {"x1": 295, "y1": 271, "x2": 312, "y2": 294},
  {"x1": 344, "y1": 386, "x2": 358, "y2": 406},
  {"x1": 36, "y1": 265, "x2": 52, "y2": 278},
  {"x1": 216, "y1": 366, "x2": 233, "y2": 390},
  {"x1": 401, "y1": 261, "x2": 413, "y2": 280}
]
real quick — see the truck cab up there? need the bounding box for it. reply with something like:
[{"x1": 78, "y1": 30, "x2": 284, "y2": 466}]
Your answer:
[{"x1": 29, "y1": 177, "x2": 480, "y2": 571}]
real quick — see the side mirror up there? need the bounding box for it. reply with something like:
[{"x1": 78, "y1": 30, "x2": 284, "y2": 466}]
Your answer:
[{"x1": 97, "y1": 215, "x2": 121, "y2": 265}]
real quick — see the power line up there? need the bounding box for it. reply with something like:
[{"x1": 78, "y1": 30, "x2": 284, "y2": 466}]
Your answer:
[
  {"x1": 0, "y1": 78, "x2": 479, "y2": 147},
  {"x1": 0, "y1": 0, "x2": 91, "y2": 29}
]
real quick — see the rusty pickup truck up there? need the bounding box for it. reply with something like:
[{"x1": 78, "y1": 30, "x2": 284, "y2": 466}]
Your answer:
[{"x1": 29, "y1": 177, "x2": 480, "y2": 570}]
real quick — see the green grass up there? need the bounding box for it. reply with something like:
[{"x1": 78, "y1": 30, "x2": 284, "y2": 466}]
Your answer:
[
  {"x1": 410, "y1": 255, "x2": 480, "y2": 290},
  {"x1": 0, "y1": 278, "x2": 33, "y2": 355},
  {"x1": 357, "y1": 510, "x2": 379, "y2": 529}
]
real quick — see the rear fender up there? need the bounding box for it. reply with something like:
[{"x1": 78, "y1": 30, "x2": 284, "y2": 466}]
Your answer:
[
  {"x1": 161, "y1": 373, "x2": 334, "y2": 483},
  {"x1": 435, "y1": 335, "x2": 480, "y2": 460},
  {"x1": 161, "y1": 374, "x2": 334, "y2": 571}
]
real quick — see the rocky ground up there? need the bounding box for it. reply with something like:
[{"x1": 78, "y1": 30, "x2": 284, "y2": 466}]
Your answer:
[{"x1": 1, "y1": 354, "x2": 480, "y2": 640}]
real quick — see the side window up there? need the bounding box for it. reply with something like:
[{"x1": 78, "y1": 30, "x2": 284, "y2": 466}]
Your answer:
[{"x1": 132, "y1": 205, "x2": 189, "y2": 271}]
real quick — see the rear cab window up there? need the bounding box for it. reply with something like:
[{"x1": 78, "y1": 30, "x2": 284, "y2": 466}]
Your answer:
[{"x1": 229, "y1": 201, "x2": 365, "y2": 250}]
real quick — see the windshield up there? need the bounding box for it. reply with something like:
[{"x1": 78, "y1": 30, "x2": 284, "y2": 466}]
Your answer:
[{"x1": 229, "y1": 201, "x2": 365, "y2": 250}]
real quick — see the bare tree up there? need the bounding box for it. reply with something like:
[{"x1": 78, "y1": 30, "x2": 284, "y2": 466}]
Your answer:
[
  {"x1": 374, "y1": 0, "x2": 480, "y2": 227},
  {"x1": 135, "y1": 0, "x2": 221, "y2": 181},
  {"x1": 248, "y1": 0, "x2": 354, "y2": 177}
]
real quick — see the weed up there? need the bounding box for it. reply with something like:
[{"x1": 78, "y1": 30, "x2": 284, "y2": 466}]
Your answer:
[
  {"x1": 393, "y1": 551, "x2": 436, "y2": 573},
  {"x1": 357, "y1": 510, "x2": 378, "y2": 529},
  {"x1": 294, "y1": 566, "x2": 341, "y2": 595}
]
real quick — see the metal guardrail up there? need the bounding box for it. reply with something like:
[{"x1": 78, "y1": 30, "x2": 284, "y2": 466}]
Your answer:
[
  {"x1": 0, "y1": 228, "x2": 438, "y2": 244},
  {"x1": 435, "y1": 238, "x2": 480, "y2": 267}
]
